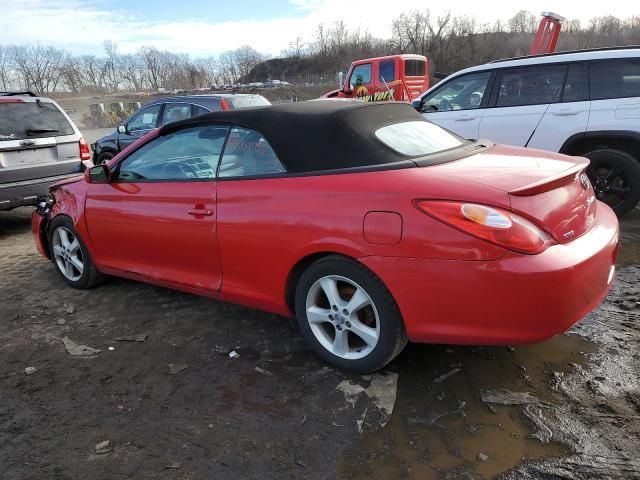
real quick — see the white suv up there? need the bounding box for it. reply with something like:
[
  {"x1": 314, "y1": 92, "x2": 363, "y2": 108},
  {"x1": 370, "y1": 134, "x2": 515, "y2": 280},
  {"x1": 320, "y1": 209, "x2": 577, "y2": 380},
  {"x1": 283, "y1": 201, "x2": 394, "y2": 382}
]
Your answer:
[
  {"x1": 0, "y1": 92, "x2": 90, "y2": 210},
  {"x1": 414, "y1": 47, "x2": 640, "y2": 215}
]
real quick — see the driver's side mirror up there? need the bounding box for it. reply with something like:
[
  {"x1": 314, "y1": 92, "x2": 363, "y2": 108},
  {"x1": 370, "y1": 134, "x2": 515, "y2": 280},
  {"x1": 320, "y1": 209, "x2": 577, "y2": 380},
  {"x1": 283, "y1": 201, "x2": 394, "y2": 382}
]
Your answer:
[
  {"x1": 84, "y1": 164, "x2": 110, "y2": 184},
  {"x1": 117, "y1": 125, "x2": 127, "y2": 134}
]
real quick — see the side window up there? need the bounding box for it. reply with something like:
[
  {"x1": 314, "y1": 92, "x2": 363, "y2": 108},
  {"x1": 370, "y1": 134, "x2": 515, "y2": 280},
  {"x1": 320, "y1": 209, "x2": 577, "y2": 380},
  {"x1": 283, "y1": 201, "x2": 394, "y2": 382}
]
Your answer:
[
  {"x1": 562, "y1": 63, "x2": 588, "y2": 102},
  {"x1": 127, "y1": 104, "x2": 161, "y2": 132},
  {"x1": 115, "y1": 126, "x2": 229, "y2": 182},
  {"x1": 496, "y1": 65, "x2": 566, "y2": 107},
  {"x1": 405, "y1": 60, "x2": 426, "y2": 77},
  {"x1": 350, "y1": 63, "x2": 372, "y2": 89},
  {"x1": 379, "y1": 60, "x2": 396, "y2": 82},
  {"x1": 193, "y1": 105, "x2": 209, "y2": 116},
  {"x1": 590, "y1": 59, "x2": 640, "y2": 101},
  {"x1": 161, "y1": 103, "x2": 192, "y2": 125},
  {"x1": 218, "y1": 127, "x2": 286, "y2": 178},
  {"x1": 423, "y1": 71, "x2": 492, "y2": 112}
]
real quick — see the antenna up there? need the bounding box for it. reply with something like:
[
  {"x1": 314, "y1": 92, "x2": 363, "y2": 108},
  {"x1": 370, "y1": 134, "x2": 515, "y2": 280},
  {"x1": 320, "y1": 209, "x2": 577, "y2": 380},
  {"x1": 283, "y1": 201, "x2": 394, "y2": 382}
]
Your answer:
[{"x1": 380, "y1": 75, "x2": 395, "y2": 100}]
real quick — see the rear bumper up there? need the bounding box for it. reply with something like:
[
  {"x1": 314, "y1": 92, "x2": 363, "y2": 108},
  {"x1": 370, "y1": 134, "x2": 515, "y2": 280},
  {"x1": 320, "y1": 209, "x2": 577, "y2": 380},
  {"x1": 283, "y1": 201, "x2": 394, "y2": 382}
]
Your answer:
[
  {"x1": 360, "y1": 204, "x2": 620, "y2": 345},
  {"x1": 0, "y1": 173, "x2": 79, "y2": 210}
]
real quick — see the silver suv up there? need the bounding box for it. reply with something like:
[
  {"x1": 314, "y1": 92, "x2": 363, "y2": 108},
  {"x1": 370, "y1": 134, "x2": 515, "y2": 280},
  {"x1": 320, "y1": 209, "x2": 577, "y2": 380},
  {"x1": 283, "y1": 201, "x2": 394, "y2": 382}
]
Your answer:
[{"x1": 0, "y1": 92, "x2": 90, "y2": 210}]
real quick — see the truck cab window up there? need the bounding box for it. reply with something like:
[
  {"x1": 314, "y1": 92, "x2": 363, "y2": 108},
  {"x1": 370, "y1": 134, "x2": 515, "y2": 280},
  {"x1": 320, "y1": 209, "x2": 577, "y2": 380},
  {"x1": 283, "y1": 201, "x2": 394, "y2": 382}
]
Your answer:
[
  {"x1": 349, "y1": 64, "x2": 372, "y2": 89},
  {"x1": 379, "y1": 60, "x2": 396, "y2": 82}
]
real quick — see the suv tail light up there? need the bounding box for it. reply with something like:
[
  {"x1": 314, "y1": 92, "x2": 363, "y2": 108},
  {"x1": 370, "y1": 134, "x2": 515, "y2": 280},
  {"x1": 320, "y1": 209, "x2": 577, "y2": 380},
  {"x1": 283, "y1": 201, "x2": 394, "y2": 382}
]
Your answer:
[
  {"x1": 79, "y1": 137, "x2": 91, "y2": 161},
  {"x1": 220, "y1": 98, "x2": 230, "y2": 111},
  {"x1": 415, "y1": 200, "x2": 554, "y2": 255}
]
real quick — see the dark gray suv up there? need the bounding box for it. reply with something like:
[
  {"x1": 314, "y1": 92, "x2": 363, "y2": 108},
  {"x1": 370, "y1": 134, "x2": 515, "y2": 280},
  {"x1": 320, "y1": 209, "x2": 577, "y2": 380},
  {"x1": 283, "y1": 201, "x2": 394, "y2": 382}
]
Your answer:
[
  {"x1": 0, "y1": 92, "x2": 90, "y2": 210},
  {"x1": 92, "y1": 94, "x2": 271, "y2": 164}
]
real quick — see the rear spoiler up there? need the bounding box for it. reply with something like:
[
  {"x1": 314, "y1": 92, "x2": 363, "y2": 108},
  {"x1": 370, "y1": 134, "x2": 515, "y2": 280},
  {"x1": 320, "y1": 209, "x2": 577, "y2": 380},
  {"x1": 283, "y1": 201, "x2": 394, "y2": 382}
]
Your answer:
[{"x1": 509, "y1": 157, "x2": 589, "y2": 196}]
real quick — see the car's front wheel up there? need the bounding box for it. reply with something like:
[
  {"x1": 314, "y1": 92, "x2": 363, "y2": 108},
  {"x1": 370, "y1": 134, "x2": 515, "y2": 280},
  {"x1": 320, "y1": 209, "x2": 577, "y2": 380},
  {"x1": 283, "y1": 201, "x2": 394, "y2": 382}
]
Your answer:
[
  {"x1": 294, "y1": 255, "x2": 407, "y2": 373},
  {"x1": 48, "y1": 216, "x2": 104, "y2": 289}
]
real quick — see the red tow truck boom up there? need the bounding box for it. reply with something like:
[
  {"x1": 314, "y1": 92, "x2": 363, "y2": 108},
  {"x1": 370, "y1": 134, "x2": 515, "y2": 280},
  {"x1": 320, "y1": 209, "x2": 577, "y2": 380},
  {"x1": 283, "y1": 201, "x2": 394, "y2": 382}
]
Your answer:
[{"x1": 530, "y1": 12, "x2": 565, "y2": 55}]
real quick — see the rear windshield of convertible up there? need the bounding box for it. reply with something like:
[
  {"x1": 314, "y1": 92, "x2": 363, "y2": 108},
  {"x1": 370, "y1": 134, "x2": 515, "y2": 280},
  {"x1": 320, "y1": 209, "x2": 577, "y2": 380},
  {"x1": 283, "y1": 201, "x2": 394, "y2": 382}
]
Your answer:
[{"x1": 375, "y1": 121, "x2": 465, "y2": 156}]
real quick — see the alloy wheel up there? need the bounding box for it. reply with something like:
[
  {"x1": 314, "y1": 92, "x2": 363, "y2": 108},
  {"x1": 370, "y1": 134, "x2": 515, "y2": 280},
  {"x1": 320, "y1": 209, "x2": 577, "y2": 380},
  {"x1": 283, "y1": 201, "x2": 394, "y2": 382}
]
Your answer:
[
  {"x1": 305, "y1": 275, "x2": 380, "y2": 360},
  {"x1": 52, "y1": 227, "x2": 84, "y2": 282},
  {"x1": 587, "y1": 165, "x2": 631, "y2": 211}
]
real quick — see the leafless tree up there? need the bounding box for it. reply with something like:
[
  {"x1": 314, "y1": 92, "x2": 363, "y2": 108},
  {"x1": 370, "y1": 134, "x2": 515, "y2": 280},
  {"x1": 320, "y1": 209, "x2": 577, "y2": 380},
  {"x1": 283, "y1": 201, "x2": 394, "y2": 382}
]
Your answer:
[
  {"x1": 2, "y1": 12, "x2": 640, "y2": 94},
  {"x1": 509, "y1": 10, "x2": 538, "y2": 34},
  {"x1": 11, "y1": 44, "x2": 67, "y2": 93},
  {"x1": 286, "y1": 37, "x2": 306, "y2": 58},
  {"x1": 0, "y1": 45, "x2": 11, "y2": 90},
  {"x1": 196, "y1": 57, "x2": 220, "y2": 87}
]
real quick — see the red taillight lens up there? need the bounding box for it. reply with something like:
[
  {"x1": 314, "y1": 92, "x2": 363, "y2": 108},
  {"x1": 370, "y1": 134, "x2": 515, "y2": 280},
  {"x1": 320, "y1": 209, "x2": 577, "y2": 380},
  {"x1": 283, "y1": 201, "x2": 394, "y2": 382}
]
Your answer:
[
  {"x1": 220, "y1": 98, "x2": 230, "y2": 110},
  {"x1": 79, "y1": 137, "x2": 91, "y2": 161},
  {"x1": 416, "y1": 200, "x2": 554, "y2": 255}
]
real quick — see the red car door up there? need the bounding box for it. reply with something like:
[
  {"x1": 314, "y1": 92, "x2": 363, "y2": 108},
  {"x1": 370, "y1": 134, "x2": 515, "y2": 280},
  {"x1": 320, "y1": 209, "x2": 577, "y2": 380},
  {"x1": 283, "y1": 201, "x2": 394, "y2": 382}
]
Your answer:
[{"x1": 84, "y1": 126, "x2": 228, "y2": 291}]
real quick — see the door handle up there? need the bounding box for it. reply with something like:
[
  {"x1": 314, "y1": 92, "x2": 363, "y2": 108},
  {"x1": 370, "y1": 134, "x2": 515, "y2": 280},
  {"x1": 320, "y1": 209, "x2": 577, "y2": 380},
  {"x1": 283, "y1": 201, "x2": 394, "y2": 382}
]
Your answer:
[
  {"x1": 455, "y1": 115, "x2": 475, "y2": 121},
  {"x1": 552, "y1": 109, "x2": 579, "y2": 116},
  {"x1": 187, "y1": 209, "x2": 213, "y2": 216}
]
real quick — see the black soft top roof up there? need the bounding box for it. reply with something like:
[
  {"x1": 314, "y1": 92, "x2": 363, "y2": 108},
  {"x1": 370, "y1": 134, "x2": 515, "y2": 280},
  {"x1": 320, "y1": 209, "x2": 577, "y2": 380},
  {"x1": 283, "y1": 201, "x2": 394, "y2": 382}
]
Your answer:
[{"x1": 160, "y1": 100, "x2": 428, "y2": 173}]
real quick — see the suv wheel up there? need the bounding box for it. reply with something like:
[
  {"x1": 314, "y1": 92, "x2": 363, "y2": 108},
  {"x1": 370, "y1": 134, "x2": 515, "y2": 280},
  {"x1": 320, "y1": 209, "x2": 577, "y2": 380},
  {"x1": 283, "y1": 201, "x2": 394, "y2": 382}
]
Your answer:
[
  {"x1": 294, "y1": 255, "x2": 407, "y2": 373},
  {"x1": 584, "y1": 149, "x2": 640, "y2": 216}
]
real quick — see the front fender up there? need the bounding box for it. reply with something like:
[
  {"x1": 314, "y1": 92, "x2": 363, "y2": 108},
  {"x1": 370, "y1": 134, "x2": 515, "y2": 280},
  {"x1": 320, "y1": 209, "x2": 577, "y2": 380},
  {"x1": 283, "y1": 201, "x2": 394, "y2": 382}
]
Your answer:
[{"x1": 93, "y1": 135, "x2": 119, "y2": 161}]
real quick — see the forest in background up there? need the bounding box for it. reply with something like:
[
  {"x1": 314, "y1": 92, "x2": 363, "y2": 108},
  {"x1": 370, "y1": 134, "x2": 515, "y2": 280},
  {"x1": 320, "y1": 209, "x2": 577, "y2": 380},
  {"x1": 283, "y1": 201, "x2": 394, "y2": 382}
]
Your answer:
[{"x1": 0, "y1": 10, "x2": 639, "y2": 94}]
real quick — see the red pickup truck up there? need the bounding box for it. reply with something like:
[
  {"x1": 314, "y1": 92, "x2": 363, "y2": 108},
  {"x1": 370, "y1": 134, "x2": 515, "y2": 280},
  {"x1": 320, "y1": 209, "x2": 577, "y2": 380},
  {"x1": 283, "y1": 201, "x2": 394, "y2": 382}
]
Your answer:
[{"x1": 322, "y1": 54, "x2": 430, "y2": 102}]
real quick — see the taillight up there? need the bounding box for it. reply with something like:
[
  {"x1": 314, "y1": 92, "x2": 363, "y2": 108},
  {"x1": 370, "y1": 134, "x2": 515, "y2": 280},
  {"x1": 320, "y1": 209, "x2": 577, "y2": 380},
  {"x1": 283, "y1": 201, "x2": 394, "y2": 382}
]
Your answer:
[
  {"x1": 415, "y1": 201, "x2": 554, "y2": 255},
  {"x1": 220, "y1": 99, "x2": 230, "y2": 110},
  {"x1": 79, "y1": 137, "x2": 91, "y2": 161}
]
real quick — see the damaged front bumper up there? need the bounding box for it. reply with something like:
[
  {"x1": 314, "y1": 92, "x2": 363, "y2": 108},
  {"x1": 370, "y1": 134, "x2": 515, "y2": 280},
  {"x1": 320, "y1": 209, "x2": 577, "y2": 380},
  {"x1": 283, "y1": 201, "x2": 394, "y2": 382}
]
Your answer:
[{"x1": 32, "y1": 195, "x2": 54, "y2": 259}]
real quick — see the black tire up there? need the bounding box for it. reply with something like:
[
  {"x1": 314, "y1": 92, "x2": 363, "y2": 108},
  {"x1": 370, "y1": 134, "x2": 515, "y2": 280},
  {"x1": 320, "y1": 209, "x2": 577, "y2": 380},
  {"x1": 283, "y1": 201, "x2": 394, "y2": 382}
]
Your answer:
[
  {"x1": 48, "y1": 215, "x2": 105, "y2": 289},
  {"x1": 96, "y1": 152, "x2": 115, "y2": 165},
  {"x1": 294, "y1": 255, "x2": 407, "y2": 373},
  {"x1": 584, "y1": 149, "x2": 640, "y2": 216}
]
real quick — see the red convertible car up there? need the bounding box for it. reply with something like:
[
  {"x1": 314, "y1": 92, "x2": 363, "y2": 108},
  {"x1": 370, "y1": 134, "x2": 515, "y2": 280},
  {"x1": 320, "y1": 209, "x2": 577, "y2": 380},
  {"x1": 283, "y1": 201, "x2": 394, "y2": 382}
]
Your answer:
[{"x1": 32, "y1": 101, "x2": 619, "y2": 372}]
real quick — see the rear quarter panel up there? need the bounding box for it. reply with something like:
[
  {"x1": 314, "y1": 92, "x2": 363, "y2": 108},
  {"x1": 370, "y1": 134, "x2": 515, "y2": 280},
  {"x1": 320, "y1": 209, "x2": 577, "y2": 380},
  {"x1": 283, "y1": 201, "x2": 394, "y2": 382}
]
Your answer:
[{"x1": 216, "y1": 167, "x2": 509, "y2": 307}]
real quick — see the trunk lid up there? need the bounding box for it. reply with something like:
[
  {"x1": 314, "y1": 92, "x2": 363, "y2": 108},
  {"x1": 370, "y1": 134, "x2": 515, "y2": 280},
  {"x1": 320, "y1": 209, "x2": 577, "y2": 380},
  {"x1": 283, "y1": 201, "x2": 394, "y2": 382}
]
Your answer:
[{"x1": 431, "y1": 144, "x2": 598, "y2": 243}]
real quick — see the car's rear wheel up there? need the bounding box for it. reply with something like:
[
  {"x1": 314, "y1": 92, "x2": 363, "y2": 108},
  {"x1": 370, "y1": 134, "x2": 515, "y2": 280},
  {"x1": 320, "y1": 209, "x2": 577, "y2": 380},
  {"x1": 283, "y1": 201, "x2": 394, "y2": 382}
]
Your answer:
[
  {"x1": 584, "y1": 149, "x2": 640, "y2": 216},
  {"x1": 48, "y1": 216, "x2": 104, "y2": 289},
  {"x1": 294, "y1": 255, "x2": 407, "y2": 373},
  {"x1": 97, "y1": 152, "x2": 114, "y2": 164}
]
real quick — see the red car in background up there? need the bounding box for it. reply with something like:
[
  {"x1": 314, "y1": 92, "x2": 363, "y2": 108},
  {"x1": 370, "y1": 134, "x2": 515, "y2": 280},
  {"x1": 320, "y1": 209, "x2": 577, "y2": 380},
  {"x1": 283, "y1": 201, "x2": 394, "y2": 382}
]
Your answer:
[{"x1": 32, "y1": 101, "x2": 619, "y2": 373}]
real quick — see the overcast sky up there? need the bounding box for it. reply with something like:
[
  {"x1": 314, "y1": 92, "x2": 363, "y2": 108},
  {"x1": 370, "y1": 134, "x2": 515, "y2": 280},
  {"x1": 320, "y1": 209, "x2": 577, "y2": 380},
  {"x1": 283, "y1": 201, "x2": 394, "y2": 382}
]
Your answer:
[{"x1": 1, "y1": 0, "x2": 637, "y2": 57}]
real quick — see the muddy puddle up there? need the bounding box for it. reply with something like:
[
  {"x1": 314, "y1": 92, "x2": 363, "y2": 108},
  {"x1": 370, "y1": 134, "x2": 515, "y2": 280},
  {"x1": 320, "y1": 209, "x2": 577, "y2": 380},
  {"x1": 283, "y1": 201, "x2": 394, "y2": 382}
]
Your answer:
[
  {"x1": 340, "y1": 230, "x2": 640, "y2": 479},
  {"x1": 340, "y1": 334, "x2": 598, "y2": 479}
]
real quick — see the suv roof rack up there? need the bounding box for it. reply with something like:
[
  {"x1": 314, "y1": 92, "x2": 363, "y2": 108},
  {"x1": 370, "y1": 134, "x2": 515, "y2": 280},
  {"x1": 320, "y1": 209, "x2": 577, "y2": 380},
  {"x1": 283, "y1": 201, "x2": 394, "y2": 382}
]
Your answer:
[
  {"x1": 0, "y1": 91, "x2": 38, "y2": 97},
  {"x1": 490, "y1": 45, "x2": 640, "y2": 64}
]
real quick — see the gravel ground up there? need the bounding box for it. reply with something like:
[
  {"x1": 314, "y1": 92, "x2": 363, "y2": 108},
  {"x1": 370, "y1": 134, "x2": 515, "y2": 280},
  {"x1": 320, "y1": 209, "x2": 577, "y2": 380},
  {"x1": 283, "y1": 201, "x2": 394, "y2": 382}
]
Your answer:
[{"x1": 1, "y1": 207, "x2": 639, "y2": 479}]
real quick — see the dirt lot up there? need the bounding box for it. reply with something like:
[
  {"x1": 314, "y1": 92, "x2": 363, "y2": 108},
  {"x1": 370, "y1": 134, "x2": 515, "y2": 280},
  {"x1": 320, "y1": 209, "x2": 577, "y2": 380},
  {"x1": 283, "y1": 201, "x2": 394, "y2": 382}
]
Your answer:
[{"x1": 1, "y1": 207, "x2": 639, "y2": 480}]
